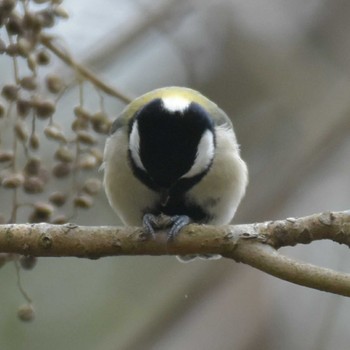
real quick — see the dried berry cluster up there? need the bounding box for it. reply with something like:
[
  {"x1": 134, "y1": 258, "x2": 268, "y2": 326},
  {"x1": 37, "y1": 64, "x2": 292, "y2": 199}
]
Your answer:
[
  {"x1": 0, "y1": 0, "x2": 115, "y2": 318},
  {"x1": 0, "y1": 0, "x2": 112, "y2": 224}
]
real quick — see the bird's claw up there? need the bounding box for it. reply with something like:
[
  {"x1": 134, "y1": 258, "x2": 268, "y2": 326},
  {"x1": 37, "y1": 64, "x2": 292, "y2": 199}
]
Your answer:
[
  {"x1": 142, "y1": 213, "x2": 158, "y2": 238},
  {"x1": 142, "y1": 214, "x2": 191, "y2": 240},
  {"x1": 167, "y1": 215, "x2": 190, "y2": 241}
]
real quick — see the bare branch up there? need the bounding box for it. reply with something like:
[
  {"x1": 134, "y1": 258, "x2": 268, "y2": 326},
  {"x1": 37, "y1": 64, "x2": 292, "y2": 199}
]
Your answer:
[
  {"x1": 1, "y1": 211, "x2": 350, "y2": 296},
  {"x1": 232, "y1": 243, "x2": 350, "y2": 297},
  {"x1": 39, "y1": 34, "x2": 132, "y2": 104}
]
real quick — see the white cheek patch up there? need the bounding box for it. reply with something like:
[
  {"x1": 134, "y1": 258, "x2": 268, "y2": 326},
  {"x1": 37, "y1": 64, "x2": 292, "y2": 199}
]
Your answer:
[
  {"x1": 162, "y1": 96, "x2": 190, "y2": 113},
  {"x1": 182, "y1": 130, "x2": 215, "y2": 179},
  {"x1": 129, "y1": 121, "x2": 146, "y2": 171}
]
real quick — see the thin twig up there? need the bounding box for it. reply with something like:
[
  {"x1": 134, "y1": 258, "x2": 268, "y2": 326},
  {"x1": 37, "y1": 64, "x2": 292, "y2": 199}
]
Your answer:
[
  {"x1": 39, "y1": 34, "x2": 132, "y2": 104},
  {"x1": 14, "y1": 259, "x2": 32, "y2": 304}
]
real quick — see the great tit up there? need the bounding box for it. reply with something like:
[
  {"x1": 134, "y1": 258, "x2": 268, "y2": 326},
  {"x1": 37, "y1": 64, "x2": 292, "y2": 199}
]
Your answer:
[{"x1": 103, "y1": 87, "x2": 248, "y2": 260}]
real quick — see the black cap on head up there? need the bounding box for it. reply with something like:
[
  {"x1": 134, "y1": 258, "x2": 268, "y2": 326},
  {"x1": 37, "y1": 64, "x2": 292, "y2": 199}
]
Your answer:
[{"x1": 128, "y1": 97, "x2": 215, "y2": 191}]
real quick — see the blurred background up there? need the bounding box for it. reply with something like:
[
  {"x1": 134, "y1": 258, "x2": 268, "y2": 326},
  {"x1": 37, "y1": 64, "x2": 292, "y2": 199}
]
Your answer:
[{"x1": 1, "y1": 0, "x2": 350, "y2": 349}]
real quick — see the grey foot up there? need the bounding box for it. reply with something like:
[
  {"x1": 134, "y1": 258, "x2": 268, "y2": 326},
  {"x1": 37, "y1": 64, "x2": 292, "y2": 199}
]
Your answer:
[
  {"x1": 177, "y1": 254, "x2": 222, "y2": 263},
  {"x1": 142, "y1": 214, "x2": 191, "y2": 240},
  {"x1": 167, "y1": 215, "x2": 191, "y2": 241},
  {"x1": 142, "y1": 213, "x2": 158, "y2": 238}
]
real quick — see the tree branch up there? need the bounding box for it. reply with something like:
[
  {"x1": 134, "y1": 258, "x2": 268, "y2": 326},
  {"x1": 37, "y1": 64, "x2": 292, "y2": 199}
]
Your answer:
[
  {"x1": 39, "y1": 34, "x2": 132, "y2": 104},
  {"x1": 1, "y1": 211, "x2": 350, "y2": 296}
]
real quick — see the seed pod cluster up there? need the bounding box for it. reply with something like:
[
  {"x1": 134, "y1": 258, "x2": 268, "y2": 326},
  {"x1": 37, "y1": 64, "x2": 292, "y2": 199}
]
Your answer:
[
  {"x1": 29, "y1": 201, "x2": 54, "y2": 223},
  {"x1": 0, "y1": 0, "x2": 115, "y2": 321},
  {"x1": 82, "y1": 178, "x2": 102, "y2": 195},
  {"x1": 49, "y1": 191, "x2": 67, "y2": 207},
  {"x1": 90, "y1": 111, "x2": 112, "y2": 134},
  {"x1": 20, "y1": 256, "x2": 37, "y2": 270},
  {"x1": 17, "y1": 99, "x2": 32, "y2": 118},
  {"x1": 23, "y1": 176, "x2": 45, "y2": 193},
  {"x1": 17, "y1": 304, "x2": 35, "y2": 322},
  {"x1": 46, "y1": 74, "x2": 63, "y2": 94},
  {"x1": 74, "y1": 194, "x2": 93, "y2": 209},
  {"x1": 1, "y1": 173, "x2": 24, "y2": 188},
  {"x1": 1, "y1": 84, "x2": 19, "y2": 101},
  {"x1": 0, "y1": 150, "x2": 14, "y2": 162},
  {"x1": 0, "y1": 3, "x2": 107, "y2": 232}
]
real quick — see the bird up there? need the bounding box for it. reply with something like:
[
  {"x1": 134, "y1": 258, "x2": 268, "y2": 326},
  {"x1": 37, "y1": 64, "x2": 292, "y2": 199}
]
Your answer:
[{"x1": 103, "y1": 86, "x2": 248, "y2": 261}]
